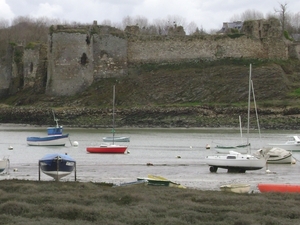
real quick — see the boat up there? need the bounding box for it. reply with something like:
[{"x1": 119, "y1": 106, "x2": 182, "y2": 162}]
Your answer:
[
  {"x1": 258, "y1": 183, "x2": 300, "y2": 193},
  {"x1": 205, "y1": 150, "x2": 265, "y2": 173},
  {"x1": 87, "y1": 144, "x2": 127, "y2": 154},
  {"x1": 267, "y1": 135, "x2": 300, "y2": 152},
  {"x1": 38, "y1": 153, "x2": 76, "y2": 181},
  {"x1": 220, "y1": 183, "x2": 251, "y2": 193},
  {"x1": 204, "y1": 64, "x2": 266, "y2": 173},
  {"x1": 137, "y1": 174, "x2": 186, "y2": 188},
  {"x1": 115, "y1": 179, "x2": 148, "y2": 187},
  {"x1": 86, "y1": 85, "x2": 128, "y2": 154},
  {"x1": 214, "y1": 116, "x2": 250, "y2": 154},
  {"x1": 103, "y1": 136, "x2": 130, "y2": 142},
  {"x1": 27, "y1": 111, "x2": 69, "y2": 146},
  {"x1": 0, "y1": 156, "x2": 9, "y2": 174},
  {"x1": 261, "y1": 147, "x2": 295, "y2": 164},
  {"x1": 215, "y1": 143, "x2": 250, "y2": 154}
]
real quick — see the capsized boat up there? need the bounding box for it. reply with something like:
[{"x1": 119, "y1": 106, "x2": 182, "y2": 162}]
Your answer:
[
  {"x1": 258, "y1": 183, "x2": 300, "y2": 193},
  {"x1": 261, "y1": 147, "x2": 295, "y2": 164},
  {"x1": 220, "y1": 183, "x2": 251, "y2": 193},
  {"x1": 39, "y1": 153, "x2": 76, "y2": 181},
  {"x1": 267, "y1": 135, "x2": 300, "y2": 152},
  {"x1": 27, "y1": 111, "x2": 69, "y2": 146}
]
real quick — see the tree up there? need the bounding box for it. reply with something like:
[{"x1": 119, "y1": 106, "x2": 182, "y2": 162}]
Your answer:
[{"x1": 274, "y1": 2, "x2": 288, "y2": 32}]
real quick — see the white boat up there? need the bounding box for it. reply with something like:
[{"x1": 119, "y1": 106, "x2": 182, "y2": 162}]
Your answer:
[
  {"x1": 204, "y1": 64, "x2": 267, "y2": 173},
  {"x1": 261, "y1": 147, "x2": 295, "y2": 164},
  {"x1": 267, "y1": 136, "x2": 300, "y2": 152},
  {"x1": 205, "y1": 150, "x2": 265, "y2": 173},
  {"x1": 214, "y1": 116, "x2": 249, "y2": 154},
  {"x1": 215, "y1": 143, "x2": 250, "y2": 154},
  {"x1": 0, "y1": 156, "x2": 9, "y2": 174},
  {"x1": 220, "y1": 183, "x2": 251, "y2": 193},
  {"x1": 103, "y1": 136, "x2": 130, "y2": 142}
]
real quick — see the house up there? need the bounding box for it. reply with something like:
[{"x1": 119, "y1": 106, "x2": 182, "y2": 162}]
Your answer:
[{"x1": 218, "y1": 21, "x2": 243, "y2": 33}]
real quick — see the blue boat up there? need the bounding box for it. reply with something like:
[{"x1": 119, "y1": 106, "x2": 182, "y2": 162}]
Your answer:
[
  {"x1": 27, "y1": 111, "x2": 69, "y2": 146},
  {"x1": 39, "y1": 153, "x2": 76, "y2": 181}
]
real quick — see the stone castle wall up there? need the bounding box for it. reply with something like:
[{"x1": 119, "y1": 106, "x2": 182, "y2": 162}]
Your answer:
[
  {"x1": 0, "y1": 18, "x2": 299, "y2": 97},
  {"x1": 46, "y1": 32, "x2": 94, "y2": 96}
]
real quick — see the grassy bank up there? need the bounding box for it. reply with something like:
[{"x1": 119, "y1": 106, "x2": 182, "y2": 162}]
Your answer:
[{"x1": 0, "y1": 180, "x2": 299, "y2": 225}]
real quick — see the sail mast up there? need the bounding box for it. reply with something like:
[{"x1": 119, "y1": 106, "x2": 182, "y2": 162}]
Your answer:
[
  {"x1": 247, "y1": 64, "x2": 252, "y2": 153},
  {"x1": 112, "y1": 85, "x2": 115, "y2": 145}
]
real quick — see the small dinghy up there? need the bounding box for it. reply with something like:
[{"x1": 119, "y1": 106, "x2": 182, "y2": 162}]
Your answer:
[{"x1": 39, "y1": 153, "x2": 76, "y2": 181}]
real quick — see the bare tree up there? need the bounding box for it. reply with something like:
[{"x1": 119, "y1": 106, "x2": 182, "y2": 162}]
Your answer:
[
  {"x1": 230, "y1": 9, "x2": 264, "y2": 22},
  {"x1": 274, "y1": 2, "x2": 288, "y2": 32},
  {"x1": 242, "y1": 9, "x2": 264, "y2": 21},
  {"x1": 186, "y1": 21, "x2": 198, "y2": 35}
]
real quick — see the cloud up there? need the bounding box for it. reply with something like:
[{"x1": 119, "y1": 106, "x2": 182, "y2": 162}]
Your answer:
[
  {"x1": 0, "y1": 0, "x2": 15, "y2": 21},
  {"x1": 32, "y1": 2, "x2": 63, "y2": 19}
]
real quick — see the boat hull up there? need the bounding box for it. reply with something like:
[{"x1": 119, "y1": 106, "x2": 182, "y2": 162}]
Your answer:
[
  {"x1": 27, "y1": 134, "x2": 69, "y2": 146},
  {"x1": 267, "y1": 136, "x2": 300, "y2": 151},
  {"x1": 39, "y1": 153, "x2": 75, "y2": 181},
  {"x1": 258, "y1": 183, "x2": 300, "y2": 193},
  {"x1": 267, "y1": 144, "x2": 300, "y2": 152},
  {"x1": 86, "y1": 145, "x2": 127, "y2": 154},
  {"x1": 220, "y1": 184, "x2": 250, "y2": 193},
  {"x1": 215, "y1": 144, "x2": 249, "y2": 154},
  {"x1": 103, "y1": 137, "x2": 130, "y2": 142},
  {"x1": 0, "y1": 158, "x2": 8, "y2": 173},
  {"x1": 205, "y1": 151, "x2": 266, "y2": 172}
]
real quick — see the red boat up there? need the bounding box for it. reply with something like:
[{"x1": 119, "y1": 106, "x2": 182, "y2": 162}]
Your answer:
[
  {"x1": 86, "y1": 144, "x2": 127, "y2": 154},
  {"x1": 258, "y1": 183, "x2": 300, "y2": 193}
]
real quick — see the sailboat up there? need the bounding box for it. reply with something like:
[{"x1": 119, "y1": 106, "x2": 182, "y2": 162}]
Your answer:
[
  {"x1": 214, "y1": 116, "x2": 250, "y2": 154},
  {"x1": 86, "y1": 85, "x2": 128, "y2": 154},
  {"x1": 204, "y1": 64, "x2": 266, "y2": 173}
]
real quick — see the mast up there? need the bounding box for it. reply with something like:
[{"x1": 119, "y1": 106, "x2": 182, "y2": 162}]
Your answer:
[
  {"x1": 247, "y1": 64, "x2": 252, "y2": 153},
  {"x1": 112, "y1": 85, "x2": 115, "y2": 145}
]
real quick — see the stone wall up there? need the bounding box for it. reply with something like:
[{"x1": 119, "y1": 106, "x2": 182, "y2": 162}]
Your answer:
[
  {"x1": 1, "y1": 18, "x2": 299, "y2": 98},
  {"x1": 46, "y1": 32, "x2": 94, "y2": 96}
]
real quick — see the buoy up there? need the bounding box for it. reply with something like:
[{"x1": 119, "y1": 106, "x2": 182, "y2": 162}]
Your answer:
[
  {"x1": 206, "y1": 144, "x2": 210, "y2": 149},
  {"x1": 189, "y1": 146, "x2": 192, "y2": 149},
  {"x1": 8, "y1": 146, "x2": 13, "y2": 150},
  {"x1": 13, "y1": 168, "x2": 18, "y2": 172},
  {"x1": 127, "y1": 150, "x2": 130, "y2": 154},
  {"x1": 73, "y1": 141, "x2": 79, "y2": 147}
]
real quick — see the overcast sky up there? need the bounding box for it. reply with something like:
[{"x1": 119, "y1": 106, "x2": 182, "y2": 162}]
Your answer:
[{"x1": 0, "y1": 0, "x2": 299, "y2": 31}]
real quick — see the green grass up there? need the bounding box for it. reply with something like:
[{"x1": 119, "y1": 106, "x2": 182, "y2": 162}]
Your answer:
[{"x1": 0, "y1": 180, "x2": 300, "y2": 225}]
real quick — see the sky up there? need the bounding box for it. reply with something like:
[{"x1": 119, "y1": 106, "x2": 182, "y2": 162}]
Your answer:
[{"x1": 0, "y1": 0, "x2": 300, "y2": 31}]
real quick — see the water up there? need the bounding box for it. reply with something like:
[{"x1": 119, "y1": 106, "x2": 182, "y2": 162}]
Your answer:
[{"x1": 1, "y1": 124, "x2": 300, "y2": 191}]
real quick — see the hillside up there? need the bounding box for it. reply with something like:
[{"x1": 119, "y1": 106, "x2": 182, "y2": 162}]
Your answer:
[{"x1": 1, "y1": 60, "x2": 300, "y2": 129}]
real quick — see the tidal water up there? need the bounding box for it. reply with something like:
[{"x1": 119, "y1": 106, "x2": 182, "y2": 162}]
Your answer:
[{"x1": 1, "y1": 124, "x2": 300, "y2": 191}]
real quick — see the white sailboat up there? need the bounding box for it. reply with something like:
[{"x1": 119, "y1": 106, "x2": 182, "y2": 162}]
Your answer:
[
  {"x1": 214, "y1": 116, "x2": 250, "y2": 154},
  {"x1": 204, "y1": 64, "x2": 266, "y2": 173}
]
